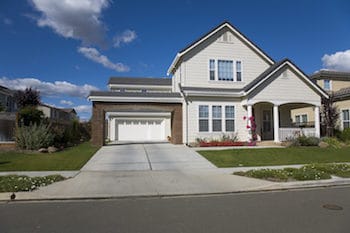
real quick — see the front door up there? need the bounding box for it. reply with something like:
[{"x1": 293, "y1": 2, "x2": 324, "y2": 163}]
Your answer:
[{"x1": 261, "y1": 110, "x2": 273, "y2": 140}]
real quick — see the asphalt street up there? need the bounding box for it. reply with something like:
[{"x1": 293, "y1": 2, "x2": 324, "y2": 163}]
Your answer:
[{"x1": 1, "y1": 186, "x2": 349, "y2": 233}]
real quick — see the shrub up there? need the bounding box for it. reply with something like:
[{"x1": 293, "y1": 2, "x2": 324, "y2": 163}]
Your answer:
[
  {"x1": 321, "y1": 137, "x2": 343, "y2": 148},
  {"x1": 220, "y1": 133, "x2": 238, "y2": 142},
  {"x1": 18, "y1": 106, "x2": 44, "y2": 126},
  {"x1": 16, "y1": 123, "x2": 54, "y2": 150},
  {"x1": 288, "y1": 136, "x2": 320, "y2": 147},
  {"x1": 339, "y1": 128, "x2": 350, "y2": 142}
]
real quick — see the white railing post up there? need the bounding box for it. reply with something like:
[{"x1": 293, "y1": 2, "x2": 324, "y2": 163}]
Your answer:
[
  {"x1": 274, "y1": 105, "x2": 280, "y2": 142},
  {"x1": 247, "y1": 105, "x2": 252, "y2": 141},
  {"x1": 314, "y1": 106, "x2": 320, "y2": 138}
]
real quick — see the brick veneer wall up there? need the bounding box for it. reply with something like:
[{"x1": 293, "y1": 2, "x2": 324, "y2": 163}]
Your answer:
[{"x1": 91, "y1": 102, "x2": 183, "y2": 146}]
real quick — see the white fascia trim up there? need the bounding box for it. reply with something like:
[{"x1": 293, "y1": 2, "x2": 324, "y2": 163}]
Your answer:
[
  {"x1": 88, "y1": 96, "x2": 183, "y2": 103},
  {"x1": 184, "y1": 91, "x2": 243, "y2": 98},
  {"x1": 108, "y1": 84, "x2": 171, "y2": 90},
  {"x1": 108, "y1": 112, "x2": 171, "y2": 118},
  {"x1": 167, "y1": 23, "x2": 274, "y2": 75},
  {"x1": 244, "y1": 61, "x2": 328, "y2": 98}
]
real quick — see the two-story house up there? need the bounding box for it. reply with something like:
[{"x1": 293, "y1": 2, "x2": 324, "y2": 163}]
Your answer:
[
  {"x1": 37, "y1": 104, "x2": 78, "y2": 124},
  {"x1": 88, "y1": 21, "x2": 327, "y2": 146},
  {"x1": 292, "y1": 70, "x2": 350, "y2": 131},
  {"x1": 0, "y1": 85, "x2": 17, "y2": 142}
]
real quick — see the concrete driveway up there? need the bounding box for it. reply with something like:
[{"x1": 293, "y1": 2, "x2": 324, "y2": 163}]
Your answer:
[{"x1": 82, "y1": 143, "x2": 216, "y2": 171}]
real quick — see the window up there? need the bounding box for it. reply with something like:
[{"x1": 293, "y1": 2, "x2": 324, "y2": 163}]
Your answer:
[
  {"x1": 199, "y1": 105, "x2": 209, "y2": 132},
  {"x1": 324, "y1": 80, "x2": 331, "y2": 91},
  {"x1": 209, "y1": 59, "x2": 215, "y2": 80},
  {"x1": 295, "y1": 115, "x2": 300, "y2": 123},
  {"x1": 225, "y1": 106, "x2": 235, "y2": 132},
  {"x1": 212, "y1": 106, "x2": 222, "y2": 131},
  {"x1": 302, "y1": 114, "x2": 308, "y2": 123},
  {"x1": 342, "y1": 110, "x2": 350, "y2": 129},
  {"x1": 236, "y1": 61, "x2": 242, "y2": 81},
  {"x1": 218, "y1": 60, "x2": 233, "y2": 81}
]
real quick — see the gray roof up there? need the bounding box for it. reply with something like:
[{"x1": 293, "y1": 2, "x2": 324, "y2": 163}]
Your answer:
[
  {"x1": 334, "y1": 87, "x2": 350, "y2": 100},
  {"x1": 311, "y1": 70, "x2": 350, "y2": 80},
  {"x1": 108, "y1": 77, "x2": 172, "y2": 86},
  {"x1": 90, "y1": 91, "x2": 181, "y2": 98}
]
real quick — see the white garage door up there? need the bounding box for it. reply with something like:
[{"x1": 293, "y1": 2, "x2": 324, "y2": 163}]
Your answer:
[{"x1": 116, "y1": 119, "x2": 166, "y2": 141}]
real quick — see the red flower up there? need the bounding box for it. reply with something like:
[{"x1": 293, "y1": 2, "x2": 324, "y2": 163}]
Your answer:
[
  {"x1": 249, "y1": 116, "x2": 255, "y2": 120},
  {"x1": 246, "y1": 125, "x2": 251, "y2": 129},
  {"x1": 243, "y1": 116, "x2": 247, "y2": 120}
]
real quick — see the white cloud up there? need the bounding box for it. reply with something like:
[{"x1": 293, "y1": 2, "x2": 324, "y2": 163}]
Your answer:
[
  {"x1": 322, "y1": 49, "x2": 350, "y2": 72},
  {"x1": 0, "y1": 77, "x2": 99, "y2": 98},
  {"x1": 113, "y1": 30, "x2": 137, "y2": 47},
  {"x1": 74, "y1": 105, "x2": 91, "y2": 113},
  {"x1": 78, "y1": 46, "x2": 129, "y2": 72},
  {"x1": 60, "y1": 100, "x2": 74, "y2": 106},
  {"x1": 30, "y1": 0, "x2": 109, "y2": 47}
]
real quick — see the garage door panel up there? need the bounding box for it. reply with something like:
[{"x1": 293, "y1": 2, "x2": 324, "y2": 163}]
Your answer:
[{"x1": 116, "y1": 119, "x2": 167, "y2": 141}]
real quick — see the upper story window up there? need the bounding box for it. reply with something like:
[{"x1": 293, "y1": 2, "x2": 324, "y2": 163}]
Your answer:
[
  {"x1": 218, "y1": 60, "x2": 233, "y2": 81},
  {"x1": 209, "y1": 59, "x2": 242, "y2": 82},
  {"x1": 209, "y1": 59, "x2": 215, "y2": 81},
  {"x1": 236, "y1": 61, "x2": 242, "y2": 82},
  {"x1": 324, "y1": 80, "x2": 331, "y2": 91}
]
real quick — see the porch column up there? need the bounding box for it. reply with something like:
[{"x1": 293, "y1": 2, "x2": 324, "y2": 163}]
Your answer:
[
  {"x1": 273, "y1": 104, "x2": 280, "y2": 142},
  {"x1": 314, "y1": 106, "x2": 320, "y2": 138},
  {"x1": 247, "y1": 105, "x2": 253, "y2": 140}
]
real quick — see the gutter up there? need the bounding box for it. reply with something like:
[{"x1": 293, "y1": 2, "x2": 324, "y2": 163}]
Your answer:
[{"x1": 178, "y1": 83, "x2": 189, "y2": 145}]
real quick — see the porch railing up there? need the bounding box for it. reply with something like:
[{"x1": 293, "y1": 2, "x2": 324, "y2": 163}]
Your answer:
[{"x1": 279, "y1": 128, "x2": 316, "y2": 142}]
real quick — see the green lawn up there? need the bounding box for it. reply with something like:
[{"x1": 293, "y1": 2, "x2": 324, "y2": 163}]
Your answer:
[
  {"x1": 199, "y1": 147, "x2": 350, "y2": 167},
  {"x1": 0, "y1": 142, "x2": 100, "y2": 171}
]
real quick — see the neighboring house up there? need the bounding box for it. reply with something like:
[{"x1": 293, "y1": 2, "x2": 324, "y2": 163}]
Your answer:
[
  {"x1": 0, "y1": 85, "x2": 17, "y2": 142},
  {"x1": 88, "y1": 21, "x2": 327, "y2": 146},
  {"x1": 37, "y1": 104, "x2": 78, "y2": 124},
  {"x1": 292, "y1": 70, "x2": 350, "y2": 131}
]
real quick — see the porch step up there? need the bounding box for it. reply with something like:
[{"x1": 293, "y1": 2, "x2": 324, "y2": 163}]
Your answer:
[{"x1": 256, "y1": 141, "x2": 282, "y2": 147}]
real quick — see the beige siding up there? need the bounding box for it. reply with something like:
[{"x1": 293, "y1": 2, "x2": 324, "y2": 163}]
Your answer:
[
  {"x1": 186, "y1": 98, "x2": 249, "y2": 143},
  {"x1": 316, "y1": 79, "x2": 350, "y2": 92},
  {"x1": 181, "y1": 27, "x2": 270, "y2": 89},
  {"x1": 291, "y1": 107, "x2": 315, "y2": 123},
  {"x1": 37, "y1": 105, "x2": 51, "y2": 118},
  {"x1": 250, "y1": 68, "x2": 321, "y2": 105},
  {"x1": 336, "y1": 99, "x2": 350, "y2": 130}
]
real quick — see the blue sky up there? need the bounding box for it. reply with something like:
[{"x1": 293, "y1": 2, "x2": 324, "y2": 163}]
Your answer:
[{"x1": 1, "y1": 0, "x2": 349, "y2": 120}]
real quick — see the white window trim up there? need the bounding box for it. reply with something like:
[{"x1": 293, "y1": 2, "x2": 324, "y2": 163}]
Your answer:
[
  {"x1": 341, "y1": 108, "x2": 350, "y2": 130},
  {"x1": 208, "y1": 58, "x2": 243, "y2": 82},
  {"x1": 197, "y1": 103, "x2": 236, "y2": 133},
  {"x1": 225, "y1": 105, "x2": 235, "y2": 132},
  {"x1": 324, "y1": 79, "x2": 332, "y2": 91}
]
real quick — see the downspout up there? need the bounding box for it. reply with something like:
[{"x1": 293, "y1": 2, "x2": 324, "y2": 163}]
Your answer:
[{"x1": 178, "y1": 83, "x2": 189, "y2": 145}]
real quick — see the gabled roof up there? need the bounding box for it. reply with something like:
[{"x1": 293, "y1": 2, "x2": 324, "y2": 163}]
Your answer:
[
  {"x1": 109, "y1": 77, "x2": 171, "y2": 86},
  {"x1": 243, "y1": 59, "x2": 329, "y2": 98},
  {"x1": 167, "y1": 21, "x2": 275, "y2": 75},
  {"x1": 311, "y1": 70, "x2": 350, "y2": 80}
]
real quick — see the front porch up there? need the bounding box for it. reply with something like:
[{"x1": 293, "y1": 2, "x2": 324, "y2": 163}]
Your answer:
[{"x1": 246, "y1": 102, "x2": 320, "y2": 142}]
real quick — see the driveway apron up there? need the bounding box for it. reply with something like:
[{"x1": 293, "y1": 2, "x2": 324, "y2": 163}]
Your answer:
[{"x1": 81, "y1": 143, "x2": 216, "y2": 171}]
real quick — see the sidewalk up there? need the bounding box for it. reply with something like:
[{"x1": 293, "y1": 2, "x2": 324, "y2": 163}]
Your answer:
[{"x1": 1, "y1": 167, "x2": 350, "y2": 202}]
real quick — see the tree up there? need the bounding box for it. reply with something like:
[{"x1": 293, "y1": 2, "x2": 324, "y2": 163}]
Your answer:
[
  {"x1": 321, "y1": 94, "x2": 339, "y2": 137},
  {"x1": 14, "y1": 88, "x2": 41, "y2": 109},
  {"x1": 18, "y1": 106, "x2": 44, "y2": 126}
]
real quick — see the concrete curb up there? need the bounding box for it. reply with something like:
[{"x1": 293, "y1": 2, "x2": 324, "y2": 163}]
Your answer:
[{"x1": 1, "y1": 177, "x2": 350, "y2": 203}]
